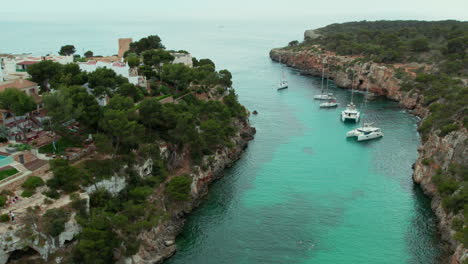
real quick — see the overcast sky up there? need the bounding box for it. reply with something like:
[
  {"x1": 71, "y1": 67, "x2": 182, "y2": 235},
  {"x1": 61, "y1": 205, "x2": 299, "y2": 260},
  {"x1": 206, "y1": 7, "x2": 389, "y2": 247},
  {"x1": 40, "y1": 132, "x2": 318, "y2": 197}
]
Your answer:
[{"x1": 1, "y1": 0, "x2": 467, "y2": 21}]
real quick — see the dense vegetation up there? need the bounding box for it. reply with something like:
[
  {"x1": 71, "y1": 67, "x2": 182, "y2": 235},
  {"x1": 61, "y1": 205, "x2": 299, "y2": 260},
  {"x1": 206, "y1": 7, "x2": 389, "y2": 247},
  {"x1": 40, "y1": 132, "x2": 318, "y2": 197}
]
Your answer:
[
  {"x1": 407, "y1": 74, "x2": 467, "y2": 140},
  {"x1": 20, "y1": 35, "x2": 247, "y2": 263},
  {"x1": 432, "y1": 163, "x2": 468, "y2": 247},
  {"x1": 299, "y1": 20, "x2": 468, "y2": 72}
]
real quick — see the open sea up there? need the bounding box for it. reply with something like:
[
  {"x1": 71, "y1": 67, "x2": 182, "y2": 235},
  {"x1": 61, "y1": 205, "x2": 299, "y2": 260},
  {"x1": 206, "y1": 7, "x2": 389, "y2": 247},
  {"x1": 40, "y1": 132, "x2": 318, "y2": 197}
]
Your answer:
[{"x1": 0, "y1": 19, "x2": 445, "y2": 264}]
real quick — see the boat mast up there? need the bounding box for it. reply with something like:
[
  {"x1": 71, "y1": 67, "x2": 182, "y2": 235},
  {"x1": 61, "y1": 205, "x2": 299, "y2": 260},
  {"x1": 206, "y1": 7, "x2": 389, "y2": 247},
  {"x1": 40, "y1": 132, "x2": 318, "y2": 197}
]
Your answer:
[
  {"x1": 362, "y1": 80, "x2": 370, "y2": 124},
  {"x1": 350, "y1": 71, "x2": 355, "y2": 103},
  {"x1": 320, "y1": 63, "x2": 325, "y2": 93},
  {"x1": 326, "y1": 66, "x2": 330, "y2": 93},
  {"x1": 280, "y1": 56, "x2": 284, "y2": 83}
]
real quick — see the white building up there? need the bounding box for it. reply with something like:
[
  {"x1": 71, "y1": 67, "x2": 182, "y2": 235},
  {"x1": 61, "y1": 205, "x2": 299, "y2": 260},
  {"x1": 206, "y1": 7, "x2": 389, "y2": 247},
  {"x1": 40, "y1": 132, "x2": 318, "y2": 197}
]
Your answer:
[
  {"x1": 78, "y1": 60, "x2": 140, "y2": 85},
  {"x1": 171, "y1": 52, "x2": 193, "y2": 68},
  {"x1": 0, "y1": 54, "x2": 73, "y2": 80}
]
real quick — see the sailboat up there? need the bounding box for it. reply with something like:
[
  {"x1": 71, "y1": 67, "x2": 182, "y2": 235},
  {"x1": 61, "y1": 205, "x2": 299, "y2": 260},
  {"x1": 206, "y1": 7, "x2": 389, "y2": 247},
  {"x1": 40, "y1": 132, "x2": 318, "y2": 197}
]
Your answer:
[
  {"x1": 341, "y1": 74, "x2": 360, "y2": 122},
  {"x1": 314, "y1": 64, "x2": 335, "y2": 100},
  {"x1": 346, "y1": 81, "x2": 383, "y2": 141},
  {"x1": 277, "y1": 56, "x2": 288, "y2": 90},
  {"x1": 319, "y1": 75, "x2": 338, "y2": 108}
]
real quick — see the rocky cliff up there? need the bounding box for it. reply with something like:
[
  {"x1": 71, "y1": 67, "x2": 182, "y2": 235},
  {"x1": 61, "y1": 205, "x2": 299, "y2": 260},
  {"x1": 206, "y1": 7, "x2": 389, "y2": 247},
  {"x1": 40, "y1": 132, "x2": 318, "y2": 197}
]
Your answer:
[
  {"x1": 270, "y1": 47, "x2": 467, "y2": 263},
  {"x1": 122, "y1": 120, "x2": 255, "y2": 264}
]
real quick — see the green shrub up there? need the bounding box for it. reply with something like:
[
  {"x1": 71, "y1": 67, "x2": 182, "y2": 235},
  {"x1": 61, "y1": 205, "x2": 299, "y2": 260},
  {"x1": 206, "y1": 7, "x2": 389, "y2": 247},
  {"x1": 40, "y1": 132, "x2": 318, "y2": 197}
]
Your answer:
[
  {"x1": 71, "y1": 199, "x2": 88, "y2": 217},
  {"x1": 47, "y1": 163, "x2": 82, "y2": 193},
  {"x1": 43, "y1": 189, "x2": 60, "y2": 199},
  {"x1": 166, "y1": 175, "x2": 192, "y2": 201},
  {"x1": 432, "y1": 174, "x2": 459, "y2": 195},
  {"x1": 418, "y1": 116, "x2": 433, "y2": 137},
  {"x1": 42, "y1": 208, "x2": 70, "y2": 237},
  {"x1": 90, "y1": 189, "x2": 112, "y2": 208},
  {"x1": 454, "y1": 227, "x2": 468, "y2": 246},
  {"x1": 129, "y1": 186, "x2": 153, "y2": 203},
  {"x1": 21, "y1": 190, "x2": 34, "y2": 198},
  {"x1": 439, "y1": 123, "x2": 459, "y2": 137},
  {"x1": 0, "y1": 214, "x2": 9, "y2": 222},
  {"x1": 421, "y1": 158, "x2": 432, "y2": 166},
  {"x1": 452, "y1": 218, "x2": 464, "y2": 231},
  {"x1": 83, "y1": 159, "x2": 117, "y2": 182},
  {"x1": 0, "y1": 196, "x2": 6, "y2": 207},
  {"x1": 22, "y1": 176, "x2": 45, "y2": 191},
  {"x1": 442, "y1": 186, "x2": 468, "y2": 213}
]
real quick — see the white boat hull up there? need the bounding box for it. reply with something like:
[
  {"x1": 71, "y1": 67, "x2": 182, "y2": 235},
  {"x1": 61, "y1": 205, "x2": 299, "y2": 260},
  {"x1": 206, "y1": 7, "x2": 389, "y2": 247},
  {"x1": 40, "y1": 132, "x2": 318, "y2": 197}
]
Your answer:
[
  {"x1": 278, "y1": 81, "x2": 288, "y2": 90},
  {"x1": 341, "y1": 111, "x2": 360, "y2": 122},
  {"x1": 346, "y1": 123, "x2": 383, "y2": 141},
  {"x1": 314, "y1": 94, "x2": 335, "y2": 100},
  {"x1": 357, "y1": 131, "x2": 383, "y2": 141},
  {"x1": 320, "y1": 102, "x2": 338, "y2": 108},
  {"x1": 346, "y1": 129, "x2": 361, "y2": 138}
]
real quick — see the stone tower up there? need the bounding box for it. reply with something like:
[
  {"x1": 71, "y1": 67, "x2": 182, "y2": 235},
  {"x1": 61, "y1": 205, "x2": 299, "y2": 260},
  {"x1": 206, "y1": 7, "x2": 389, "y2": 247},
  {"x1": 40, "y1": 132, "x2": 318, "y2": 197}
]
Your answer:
[{"x1": 118, "y1": 38, "x2": 132, "y2": 58}]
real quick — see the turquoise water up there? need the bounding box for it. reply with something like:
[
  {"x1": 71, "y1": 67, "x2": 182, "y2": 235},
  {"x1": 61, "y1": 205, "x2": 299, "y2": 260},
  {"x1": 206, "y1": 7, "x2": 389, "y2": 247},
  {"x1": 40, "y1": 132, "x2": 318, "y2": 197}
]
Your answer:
[
  {"x1": 1, "y1": 19, "x2": 444, "y2": 263},
  {"x1": 0, "y1": 155, "x2": 13, "y2": 168},
  {"x1": 167, "y1": 69, "x2": 444, "y2": 264}
]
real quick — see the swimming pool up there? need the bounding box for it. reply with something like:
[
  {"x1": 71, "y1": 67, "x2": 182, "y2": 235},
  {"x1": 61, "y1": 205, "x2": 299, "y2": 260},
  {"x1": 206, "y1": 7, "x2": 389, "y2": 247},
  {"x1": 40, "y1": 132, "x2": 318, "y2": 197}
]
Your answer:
[{"x1": 0, "y1": 155, "x2": 14, "y2": 168}]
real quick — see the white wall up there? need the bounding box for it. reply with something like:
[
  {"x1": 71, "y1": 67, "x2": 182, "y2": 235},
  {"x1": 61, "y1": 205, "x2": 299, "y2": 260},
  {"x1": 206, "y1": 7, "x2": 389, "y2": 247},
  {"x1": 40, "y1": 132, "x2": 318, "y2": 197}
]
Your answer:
[
  {"x1": 171, "y1": 53, "x2": 193, "y2": 68},
  {"x1": 78, "y1": 61, "x2": 138, "y2": 85}
]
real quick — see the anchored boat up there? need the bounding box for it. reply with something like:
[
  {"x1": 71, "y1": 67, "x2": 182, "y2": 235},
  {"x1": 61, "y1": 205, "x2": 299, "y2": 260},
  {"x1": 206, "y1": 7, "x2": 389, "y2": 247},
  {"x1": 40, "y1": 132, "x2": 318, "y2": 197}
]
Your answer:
[
  {"x1": 346, "y1": 123, "x2": 383, "y2": 141},
  {"x1": 320, "y1": 99, "x2": 339, "y2": 108},
  {"x1": 277, "y1": 56, "x2": 288, "y2": 90},
  {"x1": 314, "y1": 64, "x2": 335, "y2": 100},
  {"x1": 346, "y1": 80, "x2": 383, "y2": 141},
  {"x1": 341, "y1": 74, "x2": 360, "y2": 122},
  {"x1": 341, "y1": 102, "x2": 360, "y2": 122}
]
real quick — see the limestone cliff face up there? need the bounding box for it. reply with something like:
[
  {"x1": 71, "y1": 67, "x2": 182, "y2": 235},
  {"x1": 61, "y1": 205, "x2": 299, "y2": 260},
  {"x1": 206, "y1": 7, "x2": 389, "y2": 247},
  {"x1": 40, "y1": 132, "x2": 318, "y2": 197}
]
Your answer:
[
  {"x1": 413, "y1": 129, "x2": 468, "y2": 264},
  {"x1": 0, "y1": 200, "x2": 87, "y2": 264},
  {"x1": 270, "y1": 47, "x2": 467, "y2": 263},
  {"x1": 270, "y1": 48, "x2": 424, "y2": 112}
]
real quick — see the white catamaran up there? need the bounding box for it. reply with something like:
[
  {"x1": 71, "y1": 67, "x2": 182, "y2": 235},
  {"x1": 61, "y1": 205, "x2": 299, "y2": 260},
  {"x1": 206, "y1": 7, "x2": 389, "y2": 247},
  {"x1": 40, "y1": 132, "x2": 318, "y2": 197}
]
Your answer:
[
  {"x1": 341, "y1": 74, "x2": 360, "y2": 122},
  {"x1": 314, "y1": 64, "x2": 335, "y2": 100},
  {"x1": 346, "y1": 81, "x2": 383, "y2": 141},
  {"x1": 277, "y1": 56, "x2": 288, "y2": 90}
]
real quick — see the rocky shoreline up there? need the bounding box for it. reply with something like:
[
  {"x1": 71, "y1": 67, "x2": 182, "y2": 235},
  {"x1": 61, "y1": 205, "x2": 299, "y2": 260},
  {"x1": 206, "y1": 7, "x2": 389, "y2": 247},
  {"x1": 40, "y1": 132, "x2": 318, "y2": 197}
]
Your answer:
[
  {"x1": 124, "y1": 120, "x2": 256, "y2": 264},
  {"x1": 270, "y1": 48, "x2": 467, "y2": 264}
]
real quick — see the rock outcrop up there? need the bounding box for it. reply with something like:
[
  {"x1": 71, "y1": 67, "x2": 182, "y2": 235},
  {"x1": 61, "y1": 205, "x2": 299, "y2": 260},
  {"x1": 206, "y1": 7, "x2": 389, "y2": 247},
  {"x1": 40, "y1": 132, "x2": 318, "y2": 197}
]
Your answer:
[
  {"x1": 270, "y1": 46, "x2": 467, "y2": 263},
  {"x1": 0, "y1": 192, "x2": 88, "y2": 264}
]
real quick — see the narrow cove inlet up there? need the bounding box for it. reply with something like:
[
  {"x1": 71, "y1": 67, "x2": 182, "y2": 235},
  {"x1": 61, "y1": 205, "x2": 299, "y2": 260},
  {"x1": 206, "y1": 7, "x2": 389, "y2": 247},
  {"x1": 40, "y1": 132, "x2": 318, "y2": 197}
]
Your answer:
[{"x1": 165, "y1": 24, "x2": 445, "y2": 264}]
